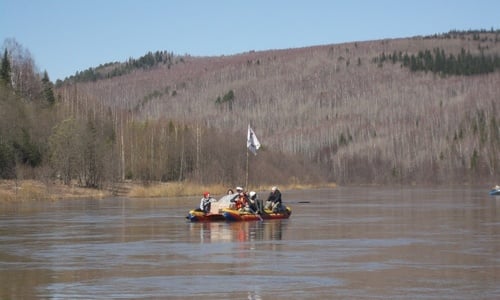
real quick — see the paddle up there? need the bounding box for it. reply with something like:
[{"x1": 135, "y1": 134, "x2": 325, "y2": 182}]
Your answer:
[
  {"x1": 249, "y1": 207, "x2": 263, "y2": 221},
  {"x1": 248, "y1": 197, "x2": 263, "y2": 221}
]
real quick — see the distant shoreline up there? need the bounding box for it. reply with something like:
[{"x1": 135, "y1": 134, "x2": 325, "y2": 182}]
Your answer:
[
  {"x1": 0, "y1": 180, "x2": 111, "y2": 202},
  {"x1": 0, "y1": 180, "x2": 337, "y2": 202}
]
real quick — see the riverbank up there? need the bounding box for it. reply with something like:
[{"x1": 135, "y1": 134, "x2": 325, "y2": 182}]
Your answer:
[
  {"x1": 0, "y1": 180, "x2": 110, "y2": 201},
  {"x1": 0, "y1": 180, "x2": 337, "y2": 202}
]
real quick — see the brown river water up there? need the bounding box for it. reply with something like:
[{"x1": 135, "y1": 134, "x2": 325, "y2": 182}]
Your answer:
[{"x1": 1, "y1": 187, "x2": 499, "y2": 299}]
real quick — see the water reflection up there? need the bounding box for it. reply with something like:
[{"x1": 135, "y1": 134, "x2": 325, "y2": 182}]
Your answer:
[
  {"x1": 189, "y1": 220, "x2": 287, "y2": 244},
  {"x1": 1, "y1": 188, "x2": 499, "y2": 299}
]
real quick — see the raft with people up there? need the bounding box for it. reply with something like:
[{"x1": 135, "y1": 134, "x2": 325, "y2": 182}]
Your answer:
[
  {"x1": 186, "y1": 186, "x2": 292, "y2": 222},
  {"x1": 186, "y1": 191, "x2": 228, "y2": 222},
  {"x1": 221, "y1": 206, "x2": 292, "y2": 222}
]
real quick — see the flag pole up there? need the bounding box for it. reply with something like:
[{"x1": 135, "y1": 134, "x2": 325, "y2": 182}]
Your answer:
[
  {"x1": 245, "y1": 147, "x2": 249, "y2": 189},
  {"x1": 246, "y1": 124, "x2": 260, "y2": 189}
]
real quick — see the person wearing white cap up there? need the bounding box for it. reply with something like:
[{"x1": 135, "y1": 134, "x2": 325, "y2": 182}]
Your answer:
[
  {"x1": 231, "y1": 186, "x2": 248, "y2": 210},
  {"x1": 249, "y1": 191, "x2": 263, "y2": 214}
]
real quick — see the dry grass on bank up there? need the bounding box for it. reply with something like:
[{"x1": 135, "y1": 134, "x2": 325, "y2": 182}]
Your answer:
[
  {"x1": 128, "y1": 182, "x2": 230, "y2": 198},
  {"x1": 128, "y1": 181, "x2": 337, "y2": 198},
  {"x1": 0, "y1": 180, "x2": 337, "y2": 202},
  {"x1": 0, "y1": 180, "x2": 110, "y2": 202}
]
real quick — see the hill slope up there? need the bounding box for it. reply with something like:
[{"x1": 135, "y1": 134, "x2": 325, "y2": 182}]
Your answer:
[{"x1": 56, "y1": 30, "x2": 500, "y2": 185}]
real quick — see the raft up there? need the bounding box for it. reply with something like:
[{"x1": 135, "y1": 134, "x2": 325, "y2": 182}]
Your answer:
[
  {"x1": 187, "y1": 193, "x2": 292, "y2": 222},
  {"x1": 186, "y1": 209, "x2": 226, "y2": 222},
  {"x1": 222, "y1": 206, "x2": 292, "y2": 222},
  {"x1": 186, "y1": 194, "x2": 237, "y2": 222}
]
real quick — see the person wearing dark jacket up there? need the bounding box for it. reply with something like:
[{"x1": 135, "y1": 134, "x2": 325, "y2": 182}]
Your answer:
[
  {"x1": 265, "y1": 186, "x2": 282, "y2": 212},
  {"x1": 248, "y1": 191, "x2": 261, "y2": 213}
]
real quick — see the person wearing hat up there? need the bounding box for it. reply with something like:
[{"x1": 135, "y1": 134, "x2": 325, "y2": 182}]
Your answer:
[
  {"x1": 199, "y1": 191, "x2": 214, "y2": 214},
  {"x1": 265, "y1": 186, "x2": 282, "y2": 212},
  {"x1": 231, "y1": 186, "x2": 249, "y2": 211},
  {"x1": 249, "y1": 191, "x2": 262, "y2": 214}
]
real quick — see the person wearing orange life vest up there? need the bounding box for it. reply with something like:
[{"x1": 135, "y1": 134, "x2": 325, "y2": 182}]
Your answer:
[{"x1": 231, "y1": 186, "x2": 248, "y2": 210}]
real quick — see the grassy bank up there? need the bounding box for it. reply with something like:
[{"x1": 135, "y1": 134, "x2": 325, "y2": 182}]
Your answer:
[
  {"x1": 0, "y1": 180, "x2": 110, "y2": 202},
  {"x1": 0, "y1": 180, "x2": 337, "y2": 202},
  {"x1": 128, "y1": 181, "x2": 337, "y2": 198}
]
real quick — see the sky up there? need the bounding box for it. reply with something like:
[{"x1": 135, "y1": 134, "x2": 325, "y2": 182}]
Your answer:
[{"x1": 1, "y1": 0, "x2": 499, "y2": 81}]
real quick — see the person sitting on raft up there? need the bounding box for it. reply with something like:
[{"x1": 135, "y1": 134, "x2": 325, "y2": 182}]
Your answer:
[
  {"x1": 248, "y1": 191, "x2": 263, "y2": 214},
  {"x1": 265, "y1": 186, "x2": 283, "y2": 213},
  {"x1": 231, "y1": 186, "x2": 249, "y2": 211},
  {"x1": 199, "y1": 191, "x2": 214, "y2": 214}
]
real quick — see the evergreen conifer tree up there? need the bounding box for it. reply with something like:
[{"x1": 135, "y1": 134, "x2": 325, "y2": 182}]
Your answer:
[
  {"x1": 0, "y1": 49, "x2": 11, "y2": 86},
  {"x1": 41, "y1": 71, "x2": 56, "y2": 106}
]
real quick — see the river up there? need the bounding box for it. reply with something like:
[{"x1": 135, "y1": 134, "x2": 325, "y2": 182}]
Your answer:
[{"x1": 1, "y1": 187, "x2": 499, "y2": 299}]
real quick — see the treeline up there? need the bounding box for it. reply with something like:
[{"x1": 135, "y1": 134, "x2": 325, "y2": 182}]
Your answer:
[
  {"x1": 1, "y1": 81, "x2": 319, "y2": 188},
  {"x1": 1, "y1": 39, "x2": 323, "y2": 188},
  {"x1": 374, "y1": 47, "x2": 500, "y2": 76},
  {"x1": 52, "y1": 31, "x2": 499, "y2": 186},
  {"x1": 424, "y1": 28, "x2": 500, "y2": 41},
  {"x1": 2, "y1": 31, "x2": 500, "y2": 189},
  {"x1": 0, "y1": 41, "x2": 57, "y2": 179},
  {"x1": 57, "y1": 50, "x2": 179, "y2": 86}
]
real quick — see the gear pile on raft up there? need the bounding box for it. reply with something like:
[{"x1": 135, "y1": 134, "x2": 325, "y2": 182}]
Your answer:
[{"x1": 186, "y1": 186, "x2": 292, "y2": 222}]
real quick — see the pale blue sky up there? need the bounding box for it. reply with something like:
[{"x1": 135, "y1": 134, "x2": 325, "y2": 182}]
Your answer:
[{"x1": 1, "y1": 0, "x2": 499, "y2": 81}]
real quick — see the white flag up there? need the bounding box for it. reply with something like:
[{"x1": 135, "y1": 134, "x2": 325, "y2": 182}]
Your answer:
[{"x1": 247, "y1": 125, "x2": 261, "y2": 155}]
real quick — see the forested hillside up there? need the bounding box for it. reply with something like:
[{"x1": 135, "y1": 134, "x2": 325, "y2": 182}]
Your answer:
[{"x1": 1, "y1": 30, "x2": 499, "y2": 189}]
